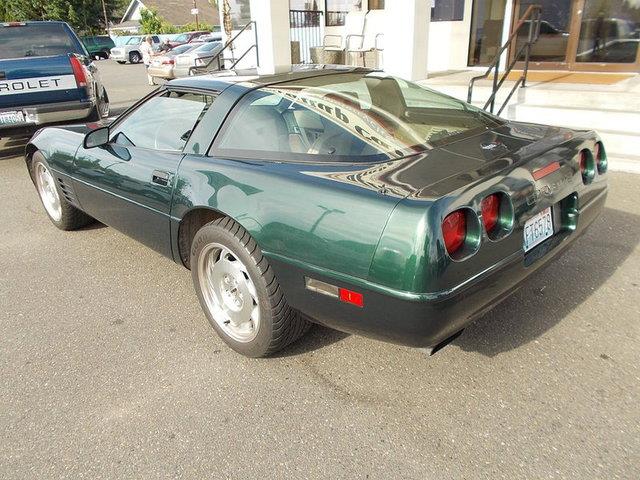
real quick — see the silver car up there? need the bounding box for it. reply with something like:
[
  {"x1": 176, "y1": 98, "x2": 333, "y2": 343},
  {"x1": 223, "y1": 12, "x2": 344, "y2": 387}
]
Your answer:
[
  {"x1": 173, "y1": 41, "x2": 224, "y2": 78},
  {"x1": 147, "y1": 43, "x2": 202, "y2": 82},
  {"x1": 110, "y1": 35, "x2": 160, "y2": 64}
]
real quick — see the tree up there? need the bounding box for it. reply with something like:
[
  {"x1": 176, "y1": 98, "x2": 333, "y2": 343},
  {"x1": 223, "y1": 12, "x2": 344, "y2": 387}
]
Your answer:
[{"x1": 0, "y1": 0, "x2": 128, "y2": 34}]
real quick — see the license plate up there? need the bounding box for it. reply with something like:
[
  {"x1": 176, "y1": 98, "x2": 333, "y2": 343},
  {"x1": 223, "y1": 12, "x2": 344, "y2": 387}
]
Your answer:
[
  {"x1": 0, "y1": 111, "x2": 25, "y2": 125},
  {"x1": 523, "y1": 207, "x2": 554, "y2": 252}
]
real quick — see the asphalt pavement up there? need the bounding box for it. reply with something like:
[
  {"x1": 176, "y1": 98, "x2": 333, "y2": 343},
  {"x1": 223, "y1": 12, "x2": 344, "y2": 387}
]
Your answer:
[{"x1": 1, "y1": 60, "x2": 639, "y2": 479}]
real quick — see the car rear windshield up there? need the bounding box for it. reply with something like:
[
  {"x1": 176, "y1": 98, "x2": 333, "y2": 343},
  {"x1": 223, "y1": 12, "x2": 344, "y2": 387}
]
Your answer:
[
  {"x1": 0, "y1": 23, "x2": 80, "y2": 59},
  {"x1": 215, "y1": 72, "x2": 502, "y2": 163}
]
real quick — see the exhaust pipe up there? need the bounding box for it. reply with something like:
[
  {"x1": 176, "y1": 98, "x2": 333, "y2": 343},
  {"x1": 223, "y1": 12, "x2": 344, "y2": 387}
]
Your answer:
[{"x1": 423, "y1": 329, "x2": 464, "y2": 356}]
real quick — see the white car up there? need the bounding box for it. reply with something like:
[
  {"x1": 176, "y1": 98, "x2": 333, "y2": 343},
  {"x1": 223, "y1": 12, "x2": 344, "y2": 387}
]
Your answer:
[
  {"x1": 147, "y1": 43, "x2": 203, "y2": 82},
  {"x1": 110, "y1": 35, "x2": 160, "y2": 64},
  {"x1": 173, "y1": 41, "x2": 224, "y2": 78}
]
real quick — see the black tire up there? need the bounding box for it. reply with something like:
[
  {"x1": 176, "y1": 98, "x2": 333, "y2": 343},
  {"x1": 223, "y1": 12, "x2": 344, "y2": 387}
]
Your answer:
[
  {"x1": 87, "y1": 87, "x2": 110, "y2": 121},
  {"x1": 116, "y1": 61, "x2": 125, "y2": 64},
  {"x1": 29, "y1": 151, "x2": 94, "y2": 231},
  {"x1": 129, "y1": 51, "x2": 141, "y2": 64},
  {"x1": 191, "y1": 217, "x2": 310, "y2": 357}
]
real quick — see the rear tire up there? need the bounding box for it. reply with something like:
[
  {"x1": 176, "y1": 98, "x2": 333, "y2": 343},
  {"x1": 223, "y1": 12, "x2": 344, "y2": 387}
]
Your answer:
[
  {"x1": 88, "y1": 87, "x2": 110, "y2": 121},
  {"x1": 116, "y1": 61, "x2": 125, "y2": 64},
  {"x1": 191, "y1": 217, "x2": 310, "y2": 357},
  {"x1": 30, "y1": 152, "x2": 94, "y2": 231}
]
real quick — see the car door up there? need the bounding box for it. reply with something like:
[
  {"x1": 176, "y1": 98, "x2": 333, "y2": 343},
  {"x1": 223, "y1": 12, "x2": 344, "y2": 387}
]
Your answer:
[{"x1": 72, "y1": 89, "x2": 216, "y2": 257}]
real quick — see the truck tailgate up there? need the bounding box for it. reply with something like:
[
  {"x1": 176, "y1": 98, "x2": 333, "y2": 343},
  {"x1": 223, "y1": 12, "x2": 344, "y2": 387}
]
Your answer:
[{"x1": 0, "y1": 55, "x2": 82, "y2": 109}]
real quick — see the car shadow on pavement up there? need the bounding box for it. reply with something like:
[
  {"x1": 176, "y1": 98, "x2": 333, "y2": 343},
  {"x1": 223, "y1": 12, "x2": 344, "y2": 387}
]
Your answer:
[
  {"x1": 276, "y1": 324, "x2": 350, "y2": 357},
  {"x1": 454, "y1": 207, "x2": 639, "y2": 356}
]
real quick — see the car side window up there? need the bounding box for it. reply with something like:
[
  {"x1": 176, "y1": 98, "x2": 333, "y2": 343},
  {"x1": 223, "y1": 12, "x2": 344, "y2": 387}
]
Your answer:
[{"x1": 110, "y1": 91, "x2": 215, "y2": 152}]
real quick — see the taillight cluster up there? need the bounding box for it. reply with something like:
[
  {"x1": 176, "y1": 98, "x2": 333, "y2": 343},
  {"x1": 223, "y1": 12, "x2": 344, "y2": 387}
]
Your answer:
[
  {"x1": 594, "y1": 141, "x2": 607, "y2": 174},
  {"x1": 579, "y1": 142, "x2": 607, "y2": 184},
  {"x1": 442, "y1": 193, "x2": 512, "y2": 260},
  {"x1": 69, "y1": 55, "x2": 88, "y2": 88}
]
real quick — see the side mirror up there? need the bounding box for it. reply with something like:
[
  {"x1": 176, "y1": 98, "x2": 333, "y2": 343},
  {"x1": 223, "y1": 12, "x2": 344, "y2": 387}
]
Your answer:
[{"x1": 84, "y1": 126, "x2": 109, "y2": 149}]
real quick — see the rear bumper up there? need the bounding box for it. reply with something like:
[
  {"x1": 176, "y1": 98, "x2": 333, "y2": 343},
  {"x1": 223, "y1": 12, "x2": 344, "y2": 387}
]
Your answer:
[
  {"x1": 0, "y1": 100, "x2": 93, "y2": 136},
  {"x1": 268, "y1": 188, "x2": 607, "y2": 348},
  {"x1": 110, "y1": 51, "x2": 128, "y2": 62},
  {"x1": 148, "y1": 66, "x2": 175, "y2": 79}
]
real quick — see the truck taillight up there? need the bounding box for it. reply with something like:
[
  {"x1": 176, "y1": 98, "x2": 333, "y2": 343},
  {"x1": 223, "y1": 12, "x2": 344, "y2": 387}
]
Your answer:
[
  {"x1": 162, "y1": 59, "x2": 175, "y2": 65},
  {"x1": 69, "y1": 55, "x2": 88, "y2": 88},
  {"x1": 442, "y1": 210, "x2": 467, "y2": 255}
]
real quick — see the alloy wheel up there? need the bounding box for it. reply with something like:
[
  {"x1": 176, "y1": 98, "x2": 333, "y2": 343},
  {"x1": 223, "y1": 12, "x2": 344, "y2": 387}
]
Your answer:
[
  {"x1": 197, "y1": 242, "x2": 260, "y2": 343},
  {"x1": 35, "y1": 163, "x2": 62, "y2": 222}
]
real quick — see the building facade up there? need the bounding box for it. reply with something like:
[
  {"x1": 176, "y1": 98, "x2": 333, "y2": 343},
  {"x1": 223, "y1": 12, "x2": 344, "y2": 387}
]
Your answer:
[{"x1": 291, "y1": 0, "x2": 640, "y2": 73}]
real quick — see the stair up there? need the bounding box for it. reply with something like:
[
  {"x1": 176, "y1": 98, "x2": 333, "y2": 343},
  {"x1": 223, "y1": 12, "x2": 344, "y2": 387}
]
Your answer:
[{"x1": 421, "y1": 76, "x2": 640, "y2": 173}]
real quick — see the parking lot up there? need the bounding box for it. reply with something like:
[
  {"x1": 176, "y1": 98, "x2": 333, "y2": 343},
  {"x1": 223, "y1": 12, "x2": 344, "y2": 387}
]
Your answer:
[{"x1": 1, "y1": 60, "x2": 639, "y2": 479}]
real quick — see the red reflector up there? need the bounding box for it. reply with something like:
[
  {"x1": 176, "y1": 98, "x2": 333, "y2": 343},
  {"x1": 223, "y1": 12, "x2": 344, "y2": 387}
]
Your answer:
[
  {"x1": 442, "y1": 210, "x2": 466, "y2": 255},
  {"x1": 481, "y1": 194, "x2": 500, "y2": 233},
  {"x1": 532, "y1": 161, "x2": 560, "y2": 180},
  {"x1": 339, "y1": 288, "x2": 364, "y2": 308},
  {"x1": 69, "y1": 55, "x2": 88, "y2": 88},
  {"x1": 162, "y1": 59, "x2": 174, "y2": 65}
]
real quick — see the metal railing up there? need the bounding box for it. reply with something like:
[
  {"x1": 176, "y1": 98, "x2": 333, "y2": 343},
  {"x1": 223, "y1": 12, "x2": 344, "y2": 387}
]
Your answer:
[
  {"x1": 189, "y1": 21, "x2": 259, "y2": 75},
  {"x1": 467, "y1": 5, "x2": 542, "y2": 115},
  {"x1": 290, "y1": 10, "x2": 324, "y2": 64}
]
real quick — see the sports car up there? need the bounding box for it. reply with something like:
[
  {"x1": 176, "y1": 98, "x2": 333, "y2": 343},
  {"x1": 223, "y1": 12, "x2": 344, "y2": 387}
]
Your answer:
[{"x1": 25, "y1": 67, "x2": 608, "y2": 357}]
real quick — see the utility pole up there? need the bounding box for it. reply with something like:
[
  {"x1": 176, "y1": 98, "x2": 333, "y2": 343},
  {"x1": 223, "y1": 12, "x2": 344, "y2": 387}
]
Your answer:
[
  {"x1": 100, "y1": 0, "x2": 109, "y2": 34},
  {"x1": 192, "y1": 0, "x2": 200, "y2": 30}
]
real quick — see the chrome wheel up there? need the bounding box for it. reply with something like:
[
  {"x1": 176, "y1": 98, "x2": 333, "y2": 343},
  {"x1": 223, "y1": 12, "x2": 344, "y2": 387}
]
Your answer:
[
  {"x1": 197, "y1": 242, "x2": 260, "y2": 343},
  {"x1": 35, "y1": 162, "x2": 62, "y2": 222},
  {"x1": 99, "y1": 90, "x2": 110, "y2": 117}
]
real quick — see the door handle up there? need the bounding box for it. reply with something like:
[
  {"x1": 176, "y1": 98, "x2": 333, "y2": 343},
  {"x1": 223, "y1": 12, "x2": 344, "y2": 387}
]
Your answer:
[{"x1": 152, "y1": 170, "x2": 171, "y2": 186}]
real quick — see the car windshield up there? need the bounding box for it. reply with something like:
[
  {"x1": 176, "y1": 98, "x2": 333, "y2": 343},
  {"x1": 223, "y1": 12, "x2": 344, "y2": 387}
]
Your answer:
[
  {"x1": 126, "y1": 36, "x2": 142, "y2": 45},
  {"x1": 0, "y1": 23, "x2": 79, "y2": 59},
  {"x1": 193, "y1": 42, "x2": 222, "y2": 53},
  {"x1": 216, "y1": 72, "x2": 501, "y2": 163},
  {"x1": 174, "y1": 34, "x2": 189, "y2": 42},
  {"x1": 169, "y1": 44, "x2": 195, "y2": 56}
]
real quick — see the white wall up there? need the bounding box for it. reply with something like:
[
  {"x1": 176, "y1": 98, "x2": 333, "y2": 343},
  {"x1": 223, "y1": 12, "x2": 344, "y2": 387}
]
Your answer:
[{"x1": 426, "y1": 0, "x2": 473, "y2": 72}]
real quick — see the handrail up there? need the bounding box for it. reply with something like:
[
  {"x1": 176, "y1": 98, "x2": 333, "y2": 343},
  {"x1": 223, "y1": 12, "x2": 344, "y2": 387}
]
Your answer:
[
  {"x1": 468, "y1": 5, "x2": 542, "y2": 115},
  {"x1": 189, "y1": 21, "x2": 258, "y2": 75}
]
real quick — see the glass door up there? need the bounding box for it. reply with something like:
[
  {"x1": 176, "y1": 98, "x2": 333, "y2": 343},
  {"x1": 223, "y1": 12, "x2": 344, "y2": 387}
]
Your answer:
[
  {"x1": 574, "y1": 0, "x2": 640, "y2": 68},
  {"x1": 512, "y1": 0, "x2": 576, "y2": 67},
  {"x1": 511, "y1": 0, "x2": 640, "y2": 71}
]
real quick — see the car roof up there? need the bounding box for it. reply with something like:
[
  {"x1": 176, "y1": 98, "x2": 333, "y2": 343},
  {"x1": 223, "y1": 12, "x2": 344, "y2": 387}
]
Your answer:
[{"x1": 168, "y1": 65, "x2": 375, "y2": 92}]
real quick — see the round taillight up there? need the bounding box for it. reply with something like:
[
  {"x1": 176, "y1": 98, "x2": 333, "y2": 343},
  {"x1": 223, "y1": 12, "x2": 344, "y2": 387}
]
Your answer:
[
  {"x1": 595, "y1": 142, "x2": 607, "y2": 174},
  {"x1": 442, "y1": 210, "x2": 466, "y2": 255},
  {"x1": 481, "y1": 194, "x2": 499, "y2": 233},
  {"x1": 579, "y1": 150, "x2": 595, "y2": 185}
]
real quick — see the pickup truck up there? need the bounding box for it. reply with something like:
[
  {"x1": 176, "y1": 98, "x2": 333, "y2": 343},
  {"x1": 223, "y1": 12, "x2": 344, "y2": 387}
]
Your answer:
[
  {"x1": 0, "y1": 21, "x2": 109, "y2": 138},
  {"x1": 109, "y1": 35, "x2": 161, "y2": 64}
]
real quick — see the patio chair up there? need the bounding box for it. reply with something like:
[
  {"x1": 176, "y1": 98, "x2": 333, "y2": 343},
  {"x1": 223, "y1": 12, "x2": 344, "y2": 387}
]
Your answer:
[
  {"x1": 310, "y1": 11, "x2": 366, "y2": 64},
  {"x1": 345, "y1": 10, "x2": 385, "y2": 68}
]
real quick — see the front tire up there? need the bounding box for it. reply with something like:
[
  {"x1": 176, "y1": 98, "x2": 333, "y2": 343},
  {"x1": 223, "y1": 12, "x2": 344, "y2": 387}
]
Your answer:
[
  {"x1": 191, "y1": 218, "x2": 310, "y2": 357},
  {"x1": 30, "y1": 152, "x2": 94, "y2": 231},
  {"x1": 129, "y1": 51, "x2": 141, "y2": 64}
]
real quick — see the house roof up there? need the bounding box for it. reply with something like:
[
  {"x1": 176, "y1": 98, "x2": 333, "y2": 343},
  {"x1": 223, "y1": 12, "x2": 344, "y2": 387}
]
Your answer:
[{"x1": 122, "y1": 0, "x2": 220, "y2": 27}]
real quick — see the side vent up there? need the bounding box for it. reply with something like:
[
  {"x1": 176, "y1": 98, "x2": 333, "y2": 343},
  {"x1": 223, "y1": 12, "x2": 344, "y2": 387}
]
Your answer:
[{"x1": 56, "y1": 177, "x2": 80, "y2": 207}]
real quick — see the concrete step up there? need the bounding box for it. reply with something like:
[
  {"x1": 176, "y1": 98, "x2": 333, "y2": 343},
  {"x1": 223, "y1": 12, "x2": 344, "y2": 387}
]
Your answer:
[{"x1": 509, "y1": 104, "x2": 640, "y2": 136}]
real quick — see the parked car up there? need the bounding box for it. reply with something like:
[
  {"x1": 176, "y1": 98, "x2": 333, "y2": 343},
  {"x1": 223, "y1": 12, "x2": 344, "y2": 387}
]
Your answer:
[
  {"x1": 24, "y1": 68, "x2": 607, "y2": 358},
  {"x1": 165, "y1": 31, "x2": 211, "y2": 49},
  {"x1": 82, "y1": 35, "x2": 115, "y2": 60},
  {"x1": 173, "y1": 41, "x2": 224, "y2": 78},
  {"x1": 110, "y1": 35, "x2": 160, "y2": 64},
  {"x1": 147, "y1": 43, "x2": 203, "y2": 82},
  {"x1": 0, "y1": 21, "x2": 109, "y2": 139}
]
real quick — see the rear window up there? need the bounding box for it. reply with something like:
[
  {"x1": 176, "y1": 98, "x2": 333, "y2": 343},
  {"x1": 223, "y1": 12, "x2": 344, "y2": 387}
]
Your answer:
[
  {"x1": 0, "y1": 23, "x2": 81, "y2": 59},
  {"x1": 214, "y1": 72, "x2": 501, "y2": 163}
]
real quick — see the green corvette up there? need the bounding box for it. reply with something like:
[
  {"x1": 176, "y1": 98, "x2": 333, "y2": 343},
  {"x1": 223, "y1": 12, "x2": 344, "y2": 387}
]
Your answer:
[{"x1": 25, "y1": 67, "x2": 608, "y2": 357}]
